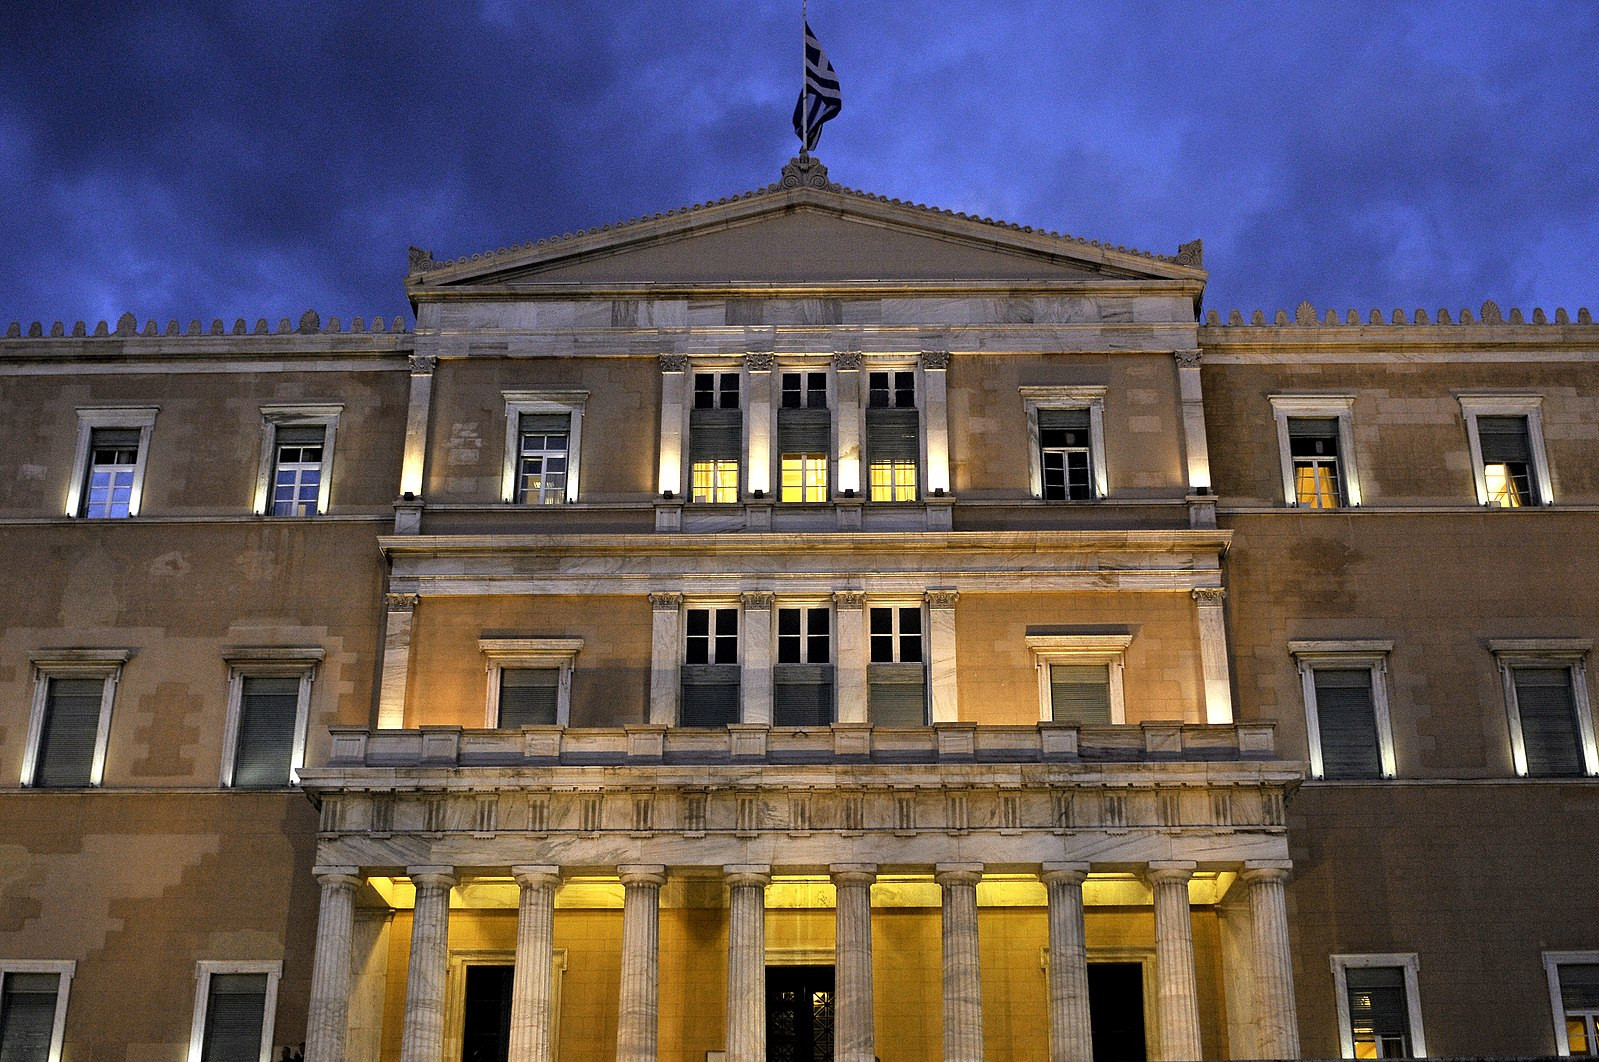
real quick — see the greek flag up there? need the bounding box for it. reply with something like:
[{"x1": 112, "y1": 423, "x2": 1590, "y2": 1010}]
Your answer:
[{"x1": 792, "y1": 21, "x2": 841, "y2": 151}]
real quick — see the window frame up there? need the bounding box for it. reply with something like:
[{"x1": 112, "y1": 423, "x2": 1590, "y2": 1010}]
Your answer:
[
  {"x1": 1545, "y1": 950, "x2": 1599, "y2": 1057},
  {"x1": 1020, "y1": 386, "x2": 1109, "y2": 501},
  {"x1": 1490, "y1": 639, "x2": 1598, "y2": 778},
  {"x1": 220, "y1": 648, "x2": 323, "y2": 787},
  {"x1": 0, "y1": 959, "x2": 75, "y2": 1062},
  {"x1": 185, "y1": 960, "x2": 281, "y2": 1062},
  {"x1": 1290, "y1": 640, "x2": 1398, "y2": 780},
  {"x1": 65, "y1": 406, "x2": 158, "y2": 518},
  {"x1": 864, "y1": 360, "x2": 923, "y2": 503},
  {"x1": 1268, "y1": 395, "x2": 1361, "y2": 508},
  {"x1": 1330, "y1": 953, "x2": 1426, "y2": 1059},
  {"x1": 502, "y1": 391, "x2": 588, "y2": 505},
  {"x1": 22, "y1": 650, "x2": 130, "y2": 788},
  {"x1": 252, "y1": 404, "x2": 341, "y2": 516},
  {"x1": 1459, "y1": 394, "x2": 1553, "y2": 507},
  {"x1": 776, "y1": 601, "x2": 834, "y2": 665},
  {"x1": 1025, "y1": 633, "x2": 1132, "y2": 723},
  {"x1": 479, "y1": 637, "x2": 583, "y2": 728}
]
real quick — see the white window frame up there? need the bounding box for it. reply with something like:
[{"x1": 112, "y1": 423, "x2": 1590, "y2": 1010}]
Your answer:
[
  {"x1": 65, "y1": 406, "x2": 158, "y2": 518},
  {"x1": 683, "y1": 601, "x2": 742, "y2": 666},
  {"x1": 220, "y1": 648, "x2": 323, "y2": 787},
  {"x1": 1489, "y1": 639, "x2": 1598, "y2": 777},
  {"x1": 868, "y1": 600, "x2": 926, "y2": 665},
  {"x1": 1330, "y1": 953, "x2": 1426, "y2": 1059},
  {"x1": 22, "y1": 650, "x2": 131, "y2": 787},
  {"x1": 1459, "y1": 394, "x2": 1553, "y2": 507},
  {"x1": 0, "y1": 960, "x2": 75, "y2": 1062},
  {"x1": 1545, "y1": 949, "x2": 1599, "y2": 1057},
  {"x1": 502, "y1": 391, "x2": 588, "y2": 504},
  {"x1": 253, "y1": 404, "x2": 341, "y2": 516},
  {"x1": 1021, "y1": 386, "x2": 1109, "y2": 501},
  {"x1": 776, "y1": 601, "x2": 834, "y2": 665},
  {"x1": 480, "y1": 637, "x2": 583, "y2": 727},
  {"x1": 863, "y1": 360, "x2": 924, "y2": 503},
  {"x1": 186, "y1": 960, "x2": 281, "y2": 1062},
  {"x1": 1268, "y1": 394, "x2": 1362, "y2": 508},
  {"x1": 1025, "y1": 633, "x2": 1132, "y2": 723},
  {"x1": 1290, "y1": 640, "x2": 1398, "y2": 779}
]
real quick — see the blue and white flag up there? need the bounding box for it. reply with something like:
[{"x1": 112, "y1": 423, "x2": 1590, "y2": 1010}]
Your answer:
[{"x1": 792, "y1": 21, "x2": 841, "y2": 151}]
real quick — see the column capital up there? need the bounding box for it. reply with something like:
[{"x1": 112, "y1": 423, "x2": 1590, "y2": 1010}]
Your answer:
[
  {"x1": 925, "y1": 588, "x2": 960, "y2": 610},
  {"x1": 829, "y1": 862, "x2": 877, "y2": 887},
  {"x1": 1240, "y1": 860, "x2": 1293, "y2": 886},
  {"x1": 724, "y1": 864, "x2": 773, "y2": 888},
  {"x1": 934, "y1": 862, "x2": 984, "y2": 888},
  {"x1": 618, "y1": 864, "x2": 668, "y2": 888},
  {"x1": 1040, "y1": 861, "x2": 1090, "y2": 887},
  {"x1": 832, "y1": 351, "x2": 863, "y2": 371},
  {"x1": 920, "y1": 350, "x2": 951, "y2": 371},
  {"x1": 649, "y1": 592, "x2": 683, "y2": 612},
  {"x1": 385, "y1": 592, "x2": 420, "y2": 612},
  {"x1": 314, "y1": 865, "x2": 363, "y2": 889},
  {"x1": 1191, "y1": 586, "x2": 1226, "y2": 606},
  {"x1": 744, "y1": 352, "x2": 775, "y2": 373},
  {"x1": 659, "y1": 354, "x2": 689, "y2": 373},
  {"x1": 1145, "y1": 860, "x2": 1197, "y2": 888},
  {"x1": 409, "y1": 353, "x2": 438, "y2": 376},
  {"x1": 740, "y1": 591, "x2": 774, "y2": 611},
  {"x1": 1174, "y1": 348, "x2": 1203, "y2": 368},
  {"x1": 512, "y1": 865, "x2": 561, "y2": 890},
  {"x1": 407, "y1": 865, "x2": 457, "y2": 890},
  {"x1": 833, "y1": 590, "x2": 866, "y2": 609}
]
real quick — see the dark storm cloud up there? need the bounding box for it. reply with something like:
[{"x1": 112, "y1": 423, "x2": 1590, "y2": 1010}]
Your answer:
[{"x1": 3, "y1": 1, "x2": 1596, "y2": 326}]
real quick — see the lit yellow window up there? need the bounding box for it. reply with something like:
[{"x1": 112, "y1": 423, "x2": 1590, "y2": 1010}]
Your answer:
[
  {"x1": 691, "y1": 460, "x2": 739, "y2": 503},
  {"x1": 1294, "y1": 462, "x2": 1342, "y2": 508},
  {"x1": 868, "y1": 460, "x2": 916, "y2": 502},
  {"x1": 781, "y1": 453, "x2": 828, "y2": 502},
  {"x1": 1568, "y1": 1016, "x2": 1592, "y2": 1055},
  {"x1": 1483, "y1": 462, "x2": 1531, "y2": 506}
]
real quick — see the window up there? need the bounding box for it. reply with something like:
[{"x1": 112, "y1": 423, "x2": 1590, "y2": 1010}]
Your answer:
[
  {"x1": 1026, "y1": 633, "x2": 1132, "y2": 723},
  {"x1": 1491, "y1": 640, "x2": 1598, "y2": 778},
  {"x1": 1331, "y1": 955, "x2": 1425, "y2": 1060},
  {"x1": 65, "y1": 407, "x2": 157, "y2": 518},
  {"x1": 502, "y1": 392, "x2": 587, "y2": 505},
  {"x1": 1460, "y1": 395, "x2": 1552, "y2": 507},
  {"x1": 480, "y1": 638, "x2": 582, "y2": 728},
  {"x1": 866, "y1": 370, "x2": 918, "y2": 502},
  {"x1": 21, "y1": 651, "x2": 129, "y2": 788},
  {"x1": 1291, "y1": 641, "x2": 1398, "y2": 780},
  {"x1": 1269, "y1": 395, "x2": 1361, "y2": 508},
  {"x1": 682, "y1": 606, "x2": 740, "y2": 726},
  {"x1": 0, "y1": 961, "x2": 74, "y2": 1062},
  {"x1": 778, "y1": 372, "x2": 832, "y2": 503},
  {"x1": 868, "y1": 605, "x2": 925, "y2": 725},
  {"x1": 695, "y1": 371, "x2": 741, "y2": 409},
  {"x1": 782, "y1": 371, "x2": 828, "y2": 409},
  {"x1": 1021, "y1": 388, "x2": 1109, "y2": 502},
  {"x1": 221, "y1": 650, "x2": 321, "y2": 787},
  {"x1": 775, "y1": 605, "x2": 833, "y2": 725},
  {"x1": 690, "y1": 372, "x2": 742, "y2": 503},
  {"x1": 1545, "y1": 952, "x2": 1599, "y2": 1057},
  {"x1": 252, "y1": 405, "x2": 340, "y2": 516},
  {"x1": 186, "y1": 961, "x2": 280, "y2": 1062}
]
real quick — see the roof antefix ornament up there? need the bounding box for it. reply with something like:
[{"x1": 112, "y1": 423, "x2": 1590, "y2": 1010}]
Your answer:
[{"x1": 780, "y1": 154, "x2": 836, "y2": 190}]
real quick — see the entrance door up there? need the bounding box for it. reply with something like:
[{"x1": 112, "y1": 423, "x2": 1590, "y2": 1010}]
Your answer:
[
  {"x1": 766, "y1": 965, "x2": 835, "y2": 1061},
  {"x1": 461, "y1": 964, "x2": 514, "y2": 1062},
  {"x1": 1088, "y1": 962, "x2": 1147, "y2": 1062}
]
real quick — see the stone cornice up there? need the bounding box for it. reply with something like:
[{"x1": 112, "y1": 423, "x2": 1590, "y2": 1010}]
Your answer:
[{"x1": 409, "y1": 277, "x2": 1209, "y2": 304}]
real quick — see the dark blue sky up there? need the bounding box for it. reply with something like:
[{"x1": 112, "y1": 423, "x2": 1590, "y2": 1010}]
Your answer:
[{"x1": 3, "y1": 1, "x2": 1596, "y2": 327}]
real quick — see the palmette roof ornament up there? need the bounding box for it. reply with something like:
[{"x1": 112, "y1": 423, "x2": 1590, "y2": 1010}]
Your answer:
[{"x1": 780, "y1": 154, "x2": 836, "y2": 190}]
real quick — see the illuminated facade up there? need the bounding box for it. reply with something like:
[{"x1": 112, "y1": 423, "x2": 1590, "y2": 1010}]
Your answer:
[{"x1": 2, "y1": 155, "x2": 1597, "y2": 1062}]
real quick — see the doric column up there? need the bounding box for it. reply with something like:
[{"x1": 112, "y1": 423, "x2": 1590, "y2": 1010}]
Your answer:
[
  {"x1": 740, "y1": 593, "x2": 774, "y2": 725},
  {"x1": 304, "y1": 866, "x2": 361, "y2": 1062},
  {"x1": 833, "y1": 352, "x2": 863, "y2": 496},
  {"x1": 1243, "y1": 862, "x2": 1301, "y2": 1059},
  {"x1": 1191, "y1": 588, "x2": 1234, "y2": 724},
  {"x1": 725, "y1": 865, "x2": 772, "y2": 1062},
  {"x1": 831, "y1": 863, "x2": 877, "y2": 1062},
  {"x1": 399, "y1": 866, "x2": 456, "y2": 1062},
  {"x1": 648, "y1": 593, "x2": 683, "y2": 725},
  {"x1": 833, "y1": 591, "x2": 868, "y2": 723},
  {"x1": 921, "y1": 351, "x2": 952, "y2": 496},
  {"x1": 1042, "y1": 862, "x2": 1093, "y2": 1062},
  {"x1": 657, "y1": 355, "x2": 688, "y2": 496},
  {"x1": 745, "y1": 354, "x2": 773, "y2": 498},
  {"x1": 509, "y1": 866, "x2": 561, "y2": 1062},
  {"x1": 376, "y1": 592, "x2": 418, "y2": 729},
  {"x1": 926, "y1": 589, "x2": 960, "y2": 723},
  {"x1": 936, "y1": 863, "x2": 985, "y2": 1062},
  {"x1": 617, "y1": 865, "x2": 667, "y2": 1062},
  {"x1": 1147, "y1": 861, "x2": 1203, "y2": 1061}
]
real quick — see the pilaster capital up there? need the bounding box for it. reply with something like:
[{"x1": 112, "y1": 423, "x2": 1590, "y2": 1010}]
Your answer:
[
  {"x1": 934, "y1": 862, "x2": 984, "y2": 888},
  {"x1": 1040, "y1": 861, "x2": 1090, "y2": 888},
  {"x1": 832, "y1": 351, "x2": 863, "y2": 371},
  {"x1": 723, "y1": 864, "x2": 773, "y2": 889},
  {"x1": 512, "y1": 865, "x2": 562, "y2": 891},
  {"x1": 832, "y1": 590, "x2": 866, "y2": 609},
  {"x1": 1191, "y1": 587, "x2": 1226, "y2": 607},
  {"x1": 1174, "y1": 349, "x2": 1203, "y2": 369},
  {"x1": 409, "y1": 353, "x2": 438, "y2": 376},
  {"x1": 925, "y1": 588, "x2": 960, "y2": 610},
  {"x1": 744, "y1": 352, "x2": 775, "y2": 373},
  {"x1": 740, "y1": 591, "x2": 775, "y2": 611},
  {"x1": 659, "y1": 354, "x2": 689, "y2": 373},
  {"x1": 829, "y1": 862, "x2": 877, "y2": 887},
  {"x1": 920, "y1": 350, "x2": 952, "y2": 371},
  {"x1": 1240, "y1": 860, "x2": 1293, "y2": 886},
  {"x1": 1144, "y1": 860, "x2": 1197, "y2": 888},
  {"x1": 314, "y1": 865, "x2": 363, "y2": 890},
  {"x1": 649, "y1": 592, "x2": 684, "y2": 613},
  {"x1": 385, "y1": 592, "x2": 420, "y2": 612},
  {"x1": 617, "y1": 864, "x2": 667, "y2": 888},
  {"x1": 407, "y1": 865, "x2": 458, "y2": 890}
]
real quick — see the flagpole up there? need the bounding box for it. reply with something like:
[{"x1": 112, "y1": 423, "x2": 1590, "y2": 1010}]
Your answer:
[{"x1": 800, "y1": 0, "x2": 809, "y2": 155}]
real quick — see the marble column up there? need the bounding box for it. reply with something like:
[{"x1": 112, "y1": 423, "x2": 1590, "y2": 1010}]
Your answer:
[
  {"x1": 937, "y1": 863, "x2": 985, "y2": 1062},
  {"x1": 926, "y1": 590, "x2": 960, "y2": 723},
  {"x1": 921, "y1": 351, "x2": 952, "y2": 496},
  {"x1": 399, "y1": 866, "x2": 456, "y2": 1062},
  {"x1": 304, "y1": 866, "x2": 361, "y2": 1062},
  {"x1": 831, "y1": 863, "x2": 877, "y2": 1062},
  {"x1": 745, "y1": 355, "x2": 772, "y2": 498},
  {"x1": 648, "y1": 594, "x2": 683, "y2": 725},
  {"x1": 833, "y1": 591, "x2": 868, "y2": 723},
  {"x1": 509, "y1": 866, "x2": 561, "y2": 1062},
  {"x1": 657, "y1": 356, "x2": 687, "y2": 496},
  {"x1": 833, "y1": 353, "x2": 862, "y2": 496},
  {"x1": 395, "y1": 351, "x2": 436, "y2": 533},
  {"x1": 1243, "y1": 862, "x2": 1301, "y2": 1059},
  {"x1": 1042, "y1": 862, "x2": 1093, "y2": 1062},
  {"x1": 1147, "y1": 861, "x2": 1203, "y2": 1061},
  {"x1": 725, "y1": 865, "x2": 771, "y2": 1062},
  {"x1": 740, "y1": 594, "x2": 774, "y2": 726},
  {"x1": 1191, "y1": 588, "x2": 1234, "y2": 724},
  {"x1": 617, "y1": 865, "x2": 667, "y2": 1062},
  {"x1": 376, "y1": 593, "x2": 418, "y2": 729}
]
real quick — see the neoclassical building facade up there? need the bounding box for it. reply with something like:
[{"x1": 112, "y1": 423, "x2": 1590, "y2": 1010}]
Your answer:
[{"x1": 1, "y1": 156, "x2": 1596, "y2": 1062}]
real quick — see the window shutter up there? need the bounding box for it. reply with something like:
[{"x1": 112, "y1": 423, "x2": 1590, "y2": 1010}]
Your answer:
[
  {"x1": 689, "y1": 409, "x2": 743, "y2": 461},
  {"x1": 274, "y1": 424, "x2": 324, "y2": 447},
  {"x1": 1037, "y1": 408, "x2": 1089, "y2": 431},
  {"x1": 1513, "y1": 667, "x2": 1584, "y2": 776},
  {"x1": 34, "y1": 678, "x2": 105, "y2": 787},
  {"x1": 0, "y1": 973, "x2": 60, "y2": 1058},
  {"x1": 1287, "y1": 416, "x2": 1339, "y2": 439},
  {"x1": 1345, "y1": 966, "x2": 1409, "y2": 1039},
  {"x1": 774, "y1": 664, "x2": 835, "y2": 726},
  {"x1": 778, "y1": 408, "x2": 832, "y2": 454},
  {"x1": 1477, "y1": 416, "x2": 1531, "y2": 462},
  {"x1": 866, "y1": 409, "x2": 919, "y2": 461},
  {"x1": 680, "y1": 665, "x2": 741, "y2": 727},
  {"x1": 233, "y1": 676, "x2": 300, "y2": 788},
  {"x1": 1560, "y1": 964, "x2": 1599, "y2": 1009},
  {"x1": 90, "y1": 427, "x2": 142, "y2": 449},
  {"x1": 1049, "y1": 664, "x2": 1112, "y2": 724},
  {"x1": 867, "y1": 663, "x2": 925, "y2": 726},
  {"x1": 500, "y1": 668, "x2": 560, "y2": 727},
  {"x1": 1313, "y1": 669, "x2": 1383, "y2": 779},
  {"x1": 200, "y1": 973, "x2": 268, "y2": 1062},
  {"x1": 519, "y1": 412, "x2": 569, "y2": 435}
]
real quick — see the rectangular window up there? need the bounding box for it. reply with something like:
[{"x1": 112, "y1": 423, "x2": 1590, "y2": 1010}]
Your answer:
[
  {"x1": 1026, "y1": 633, "x2": 1131, "y2": 724},
  {"x1": 866, "y1": 371, "x2": 918, "y2": 502},
  {"x1": 1039, "y1": 409, "x2": 1095, "y2": 501},
  {"x1": 499, "y1": 668, "x2": 560, "y2": 727},
  {"x1": 867, "y1": 371, "x2": 916, "y2": 409},
  {"x1": 1288, "y1": 416, "x2": 1346, "y2": 508},
  {"x1": 516, "y1": 413, "x2": 570, "y2": 505},
  {"x1": 1049, "y1": 664, "x2": 1112, "y2": 724},
  {"x1": 694, "y1": 371, "x2": 740, "y2": 409},
  {"x1": 269, "y1": 426, "x2": 326, "y2": 516},
  {"x1": 0, "y1": 963, "x2": 73, "y2": 1062},
  {"x1": 1332, "y1": 955, "x2": 1425, "y2": 1060},
  {"x1": 222, "y1": 651, "x2": 319, "y2": 788},
  {"x1": 781, "y1": 371, "x2": 828, "y2": 409},
  {"x1": 868, "y1": 605, "x2": 925, "y2": 725},
  {"x1": 1461, "y1": 395, "x2": 1552, "y2": 507},
  {"x1": 1493, "y1": 641, "x2": 1599, "y2": 778},
  {"x1": 22, "y1": 653, "x2": 127, "y2": 789},
  {"x1": 1545, "y1": 953, "x2": 1599, "y2": 1057},
  {"x1": 187, "y1": 962, "x2": 279, "y2": 1062},
  {"x1": 689, "y1": 374, "x2": 742, "y2": 503},
  {"x1": 66, "y1": 407, "x2": 157, "y2": 519},
  {"x1": 775, "y1": 606, "x2": 834, "y2": 726},
  {"x1": 480, "y1": 638, "x2": 582, "y2": 729},
  {"x1": 778, "y1": 388, "x2": 832, "y2": 502},
  {"x1": 682, "y1": 607, "x2": 740, "y2": 727},
  {"x1": 1292, "y1": 642, "x2": 1397, "y2": 780}
]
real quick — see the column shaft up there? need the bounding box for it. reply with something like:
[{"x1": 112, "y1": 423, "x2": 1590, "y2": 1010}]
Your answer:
[
  {"x1": 832, "y1": 864, "x2": 877, "y2": 1062},
  {"x1": 509, "y1": 866, "x2": 560, "y2": 1062},
  {"x1": 833, "y1": 592, "x2": 868, "y2": 723},
  {"x1": 926, "y1": 590, "x2": 960, "y2": 723},
  {"x1": 376, "y1": 595, "x2": 417, "y2": 729},
  {"x1": 725, "y1": 866, "x2": 771, "y2": 1062},
  {"x1": 617, "y1": 865, "x2": 666, "y2": 1062},
  {"x1": 937, "y1": 864, "x2": 984, "y2": 1062},
  {"x1": 648, "y1": 594, "x2": 682, "y2": 725},
  {"x1": 399, "y1": 867, "x2": 456, "y2": 1062},
  {"x1": 746, "y1": 364, "x2": 772, "y2": 497},
  {"x1": 922, "y1": 357, "x2": 951, "y2": 495},
  {"x1": 1244, "y1": 864, "x2": 1301, "y2": 1059},
  {"x1": 1148, "y1": 862, "x2": 1203, "y2": 1061},
  {"x1": 1192, "y1": 589, "x2": 1234, "y2": 724},
  {"x1": 304, "y1": 867, "x2": 361, "y2": 1062},
  {"x1": 834, "y1": 359, "x2": 862, "y2": 495},
  {"x1": 1043, "y1": 863, "x2": 1093, "y2": 1062},
  {"x1": 741, "y1": 595, "x2": 774, "y2": 725}
]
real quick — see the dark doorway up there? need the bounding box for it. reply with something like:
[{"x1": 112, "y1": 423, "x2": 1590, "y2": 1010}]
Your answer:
[
  {"x1": 766, "y1": 964, "x2": 835, "y2": 1061},
  {"x1": 461, "y1": 964, "x2": 514, "y2": 1062},
  {"x1": 1088, "y1": 962, "x2": 1147, "y2": 1062}
]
